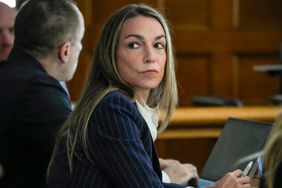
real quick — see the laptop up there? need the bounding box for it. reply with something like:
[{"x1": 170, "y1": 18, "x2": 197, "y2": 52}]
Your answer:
[{"x1": 199, "y1": 117, "x2": 273, "y2": 187}]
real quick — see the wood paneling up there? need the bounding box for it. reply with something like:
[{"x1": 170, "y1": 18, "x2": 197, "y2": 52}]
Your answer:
[
  {"x1": 238, "y1": 0, "x2": 282, "y2": 29},
  {"x1": 156, "y1": 138, "x2": 216, "y2": 172},
  {"x1": 72, "y1": 0, "x2": 282, "y2": 105},
  {"x1": 177, "y1": 54, "x2": 212, "y2": 106},
  {"x1": 236, "y1": 54, "x2": 280, "y2": 104},
  {"x1": 165, "y1": 0, "x2": 211, "y2": 30},
  {"x1": 170, "y1": 0, "x2": 282, "y2": 106}
]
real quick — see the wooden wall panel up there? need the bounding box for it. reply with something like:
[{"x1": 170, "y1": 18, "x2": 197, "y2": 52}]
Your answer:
[
  {"x1": 165, "y1": 0, "x2": 211, "y2": 30},
  {"x1": 238, "y1": 0, "x2": 282, "y2": 29},
  {"x1": 73, "y1": 0, "x2": 282, "y2": 105},
  {"x1": 171, "y1": 0, "x2": 282, "y2": 106},
  {"x1": 91, "y1": 0, "x2": 159, "y2": 39},
  {"x1": 177, "y1": 54, "x2": 212, "y2": 106},
  {"x1": 156, "y1": 138, "x2": 216, "y2": 173},
  {"x1": 235, "y1": 54, "x2": 280, "y2": 104}
]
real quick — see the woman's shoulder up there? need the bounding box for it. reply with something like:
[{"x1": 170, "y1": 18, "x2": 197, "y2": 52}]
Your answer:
[
  {"x1": 89, "y1": 90, "x2": 146, "y2": 139},
  {"x1": 92, "y1": 90, "x2": 138, "y2": 115},
  {"x1": 101, "y1": 90, "x2": 134, "y2": 106},
  {"x1": 104, "y1": 90, "x2": 129, "y2": 99}
]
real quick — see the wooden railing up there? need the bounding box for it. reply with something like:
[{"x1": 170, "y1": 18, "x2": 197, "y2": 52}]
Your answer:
[
  {"x1": 156, "y1": 106, "x2": 282, "y2": 171},
  {"x1": 158, "y1": 106, "x2": 281, "y2": 139}
]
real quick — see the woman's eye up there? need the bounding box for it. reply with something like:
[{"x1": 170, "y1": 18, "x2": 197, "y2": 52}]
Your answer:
[
  {"x1": 155, "y1": 43, "x2": 165, "y2": 49},
  {"x1": 128, "y1": 42, "x2": 140, "y2": 49}
]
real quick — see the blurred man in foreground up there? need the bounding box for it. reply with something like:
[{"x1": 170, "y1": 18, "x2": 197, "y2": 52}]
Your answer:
[
  {"x1": 0, "y1": 0, "x2": 85, "y2": 187},
  {"x1": 0, "y1": 2, "x2": 16, "y2": 61}
]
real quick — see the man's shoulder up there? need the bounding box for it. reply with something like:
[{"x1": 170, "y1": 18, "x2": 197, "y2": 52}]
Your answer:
[
  {"x1": 0, "y1": 61, "x2": 60, "y2": 94},
  {"x1": 0, "y1": 51, "x2": 49, "y2": 84},
  {"x1": 0, "y1": 56, "x2": 69, "y2": 109}
]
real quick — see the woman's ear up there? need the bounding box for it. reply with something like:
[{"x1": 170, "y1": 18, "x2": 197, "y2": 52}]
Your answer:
[{"x1": 58, "y1": 42, "x2": 71, "y2": 63}]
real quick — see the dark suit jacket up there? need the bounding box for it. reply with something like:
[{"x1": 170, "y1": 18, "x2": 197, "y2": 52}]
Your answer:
[
  {"x1": 0, "y1": 48, "x2": 72, "y2": 188},
  {"x1": 48, "y1": 91, "x2": 184, "y2": 188}
]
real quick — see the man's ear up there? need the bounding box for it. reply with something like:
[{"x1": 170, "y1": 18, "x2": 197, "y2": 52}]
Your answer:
[{"x1": 58, "y1": 42, "x2": 71, "y2": 63}]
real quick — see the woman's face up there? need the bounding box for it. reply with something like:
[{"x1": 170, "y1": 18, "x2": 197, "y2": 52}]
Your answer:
[{"x1": 116, "y1": 15, "x2": 166, "y2": 101}]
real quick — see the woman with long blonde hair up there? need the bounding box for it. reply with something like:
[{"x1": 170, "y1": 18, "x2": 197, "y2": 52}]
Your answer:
[{"x1": 48, "y1": 4, "x2": 250, "y2": 188}]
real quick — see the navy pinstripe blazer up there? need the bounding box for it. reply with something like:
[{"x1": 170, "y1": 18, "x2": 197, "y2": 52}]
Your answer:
[{"x1": 48, "y1": 91, "x2": 184, "y2": 188}]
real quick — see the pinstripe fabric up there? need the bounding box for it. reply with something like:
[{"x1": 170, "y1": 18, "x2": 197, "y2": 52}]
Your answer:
[{"x1": 48, "y1": 91, "x2": 184, "y2": 188}]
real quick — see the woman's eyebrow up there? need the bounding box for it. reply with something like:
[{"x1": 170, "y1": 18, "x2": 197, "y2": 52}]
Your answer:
[
  {"x1": 155, "y1": 35, "x2": 166, "y2": 40},
  {"x1": 125, "y1": 34, "x2": 166, "y2": 40},
  {"x1": 125, "y1": 34, "x2": 144, "y2": 40}
]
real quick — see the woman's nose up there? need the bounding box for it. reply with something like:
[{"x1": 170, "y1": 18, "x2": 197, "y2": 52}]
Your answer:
[{"x1": 143, "y1": 47, "x2": 155, "y2": 64}]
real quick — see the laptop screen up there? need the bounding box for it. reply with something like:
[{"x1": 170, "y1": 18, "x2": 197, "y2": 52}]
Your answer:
[{"x1": 200, "y1": 117, "x2": 272, "y2": 181}]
